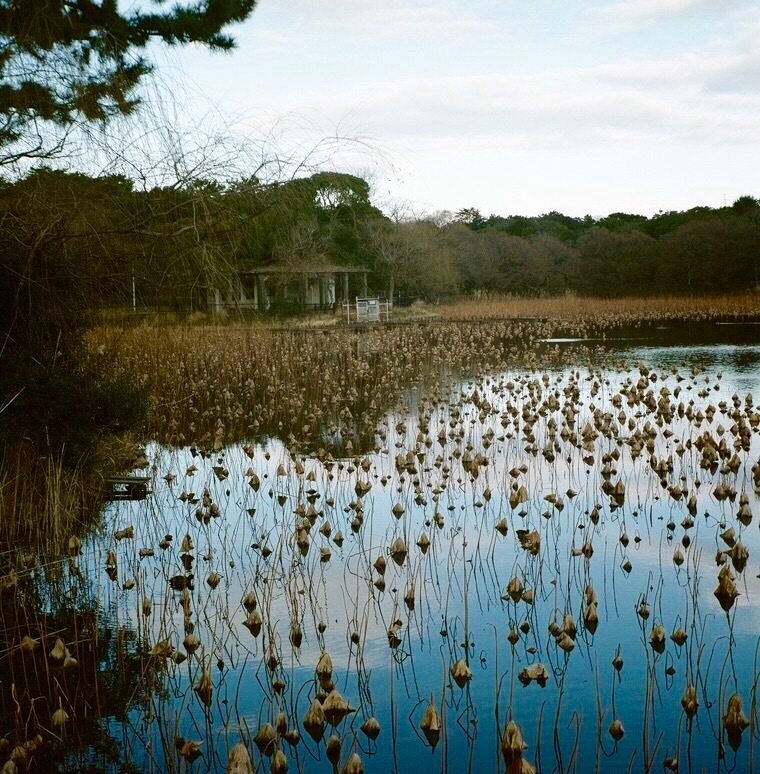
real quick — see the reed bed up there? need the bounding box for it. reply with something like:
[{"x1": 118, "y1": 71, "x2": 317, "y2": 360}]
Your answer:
[
  {"x1": 440, "y1": 293, "x2": 760, "y2": 325},
  {"x1": 1, "y1": 307, "x2": 759, "y2": 771},
  {"x1": 84, "y1": 319, "x2": 576, "y2": 449},
  {"x1": 83, "y1": 293, "x2": 760, "y2": 452},
  {"x1": 0, "y1": 434, "x2": 144, "y2": 549}
]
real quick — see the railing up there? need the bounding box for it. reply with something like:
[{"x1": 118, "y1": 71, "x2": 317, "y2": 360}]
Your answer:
[{"x1": 342, "y1": 297, "x2": 392, "y2": 324}]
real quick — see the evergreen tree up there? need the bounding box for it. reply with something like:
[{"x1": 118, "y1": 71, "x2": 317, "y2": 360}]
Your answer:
[{"x1": 0, "y1": 0, "x2": 257, "y2": 163}]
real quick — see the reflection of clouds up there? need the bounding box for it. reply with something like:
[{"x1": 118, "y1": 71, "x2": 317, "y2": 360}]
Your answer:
[{"x1": 89, "y1": 352, "x2": 760, "y2": 769}]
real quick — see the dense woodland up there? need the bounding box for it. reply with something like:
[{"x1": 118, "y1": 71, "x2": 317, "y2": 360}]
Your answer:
[
  {"x1": 1, "y1": 167, "x2": 758, "y2": 335},
  {"x1": 0, "y1": 0, "x2": 261, "y2": 458}
]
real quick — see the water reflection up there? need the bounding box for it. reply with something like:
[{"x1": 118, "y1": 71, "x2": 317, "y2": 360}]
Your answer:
[
  {"x1": 0, "y1": 566, "x2": 149, "y2": 772},
  {"x1": 2, "y1": 327, "x2": 760, "y2": 772}
]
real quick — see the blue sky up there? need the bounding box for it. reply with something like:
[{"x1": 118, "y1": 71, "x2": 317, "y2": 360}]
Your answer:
[{"x1": 147, "y1": 0, "x2": 760, "y2": 217}]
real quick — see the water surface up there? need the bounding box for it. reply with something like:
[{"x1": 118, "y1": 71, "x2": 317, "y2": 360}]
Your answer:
[{"x1": 5, "y1": 321, "x2": 760, "y2": 772}]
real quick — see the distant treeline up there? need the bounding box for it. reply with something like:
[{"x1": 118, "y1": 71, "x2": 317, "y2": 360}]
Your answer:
[
  {"x1": 444, "y1": 201, "x2": 760, "y2": 297},
  {"x1": 0, "y1": 168, "x2": 385, "y2": 338},
  {"x1": 1, "y1": 170, "x2": 758, "y2": 356}
]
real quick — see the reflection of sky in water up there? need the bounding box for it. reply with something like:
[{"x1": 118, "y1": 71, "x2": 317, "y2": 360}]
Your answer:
[
  {"x1": 626, "y1": 343, "x2": 760, "y2": 395},
  {"x1": 84, "y1": 337, "x2": 760, "y2": 771}
]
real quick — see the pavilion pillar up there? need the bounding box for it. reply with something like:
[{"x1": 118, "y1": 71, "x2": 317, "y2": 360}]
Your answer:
[
  {"x1": 256, "y1": 276, "x2": 265, "y2": 311},
  {"x1": 362, "y1": 272, "x2": 368, "y2": 296}
]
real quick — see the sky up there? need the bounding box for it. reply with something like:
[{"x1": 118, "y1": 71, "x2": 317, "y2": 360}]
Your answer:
[{"x1": 148, "y1": 0, "x2": 760, "y2": 218}]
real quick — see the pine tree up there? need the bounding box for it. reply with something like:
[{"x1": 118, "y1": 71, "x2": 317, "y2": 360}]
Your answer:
[{"x1": 0, "y1": 0, "x2": 257, "y2": 163}]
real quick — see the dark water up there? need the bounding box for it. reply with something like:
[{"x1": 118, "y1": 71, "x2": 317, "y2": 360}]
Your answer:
[{"x1": 5, "y1": 321, "x2": 760, "y2": 772}]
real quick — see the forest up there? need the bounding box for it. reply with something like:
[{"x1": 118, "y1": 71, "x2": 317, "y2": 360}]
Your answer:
[{"x1": 1, "y1": 167, "x2": 758, "y2": 332}]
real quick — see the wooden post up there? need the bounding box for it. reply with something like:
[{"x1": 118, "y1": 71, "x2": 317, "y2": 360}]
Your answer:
[
  {"x1": 342, "y1": 272, "x2": 349, "y2": 302},
  {"x1": 362, "y1": 272, "x2": 368, "y2": 296},
  {"x1": 256, "y1": 275, "x2": 265, "y2": 311}
]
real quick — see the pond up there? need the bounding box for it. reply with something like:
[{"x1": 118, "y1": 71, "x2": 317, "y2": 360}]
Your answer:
[{"x1": 2, "y1": 320, "x2": 760, "y2": 773}]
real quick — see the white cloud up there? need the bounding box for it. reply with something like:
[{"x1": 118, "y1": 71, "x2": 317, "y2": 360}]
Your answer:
[
  {"x1": 261, "y1": 0, "x2": 498, "y2": 38},
  {"x1": 156, "y1": 1, "x2": 760, "y2": 214},
  {"x1": 588, "y1": 55, "x2": 728, "y2": 86},
  {"x1": 247, "y1": 29, "x2": 297, "y2": 47},
  {"x1": 260, "y1": 54, "x2": 760, "y2": 153},
  {"x1": 704, "y1": 53, "x2": 760, "y2": 94},
  {"x1": 359, "y1": 5, "x2": 497, "y2": 36},
  {"x1": 583, "y1": 47, "x2": 760, "y2": 97},
  {"x1": 595, "y1": 0, "x2": 716, "y2": 23},
  {"x1": 584, "y1": 0, "x2": 752, "y2": 36}
]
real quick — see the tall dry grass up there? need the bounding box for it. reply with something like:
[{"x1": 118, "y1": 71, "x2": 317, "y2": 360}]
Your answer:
[
  {"x1": 5, "y1": 292, "x2": 757, "y2": 544},
  {"x1": 83, "y1": 292, "x2": 760, "y2": 451},
  {"x1": 84, "y1": 319, "x2": 570, "y2": 449},
  {"x1": 440, "y1": 293, "x2": 760, "y2": 323},
  {"x1": 0, "y1": 436, "x2": 140, "y2": 548},
  {"x1": 0, "y1": 443, "x2": 84, "y2": 547}
]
